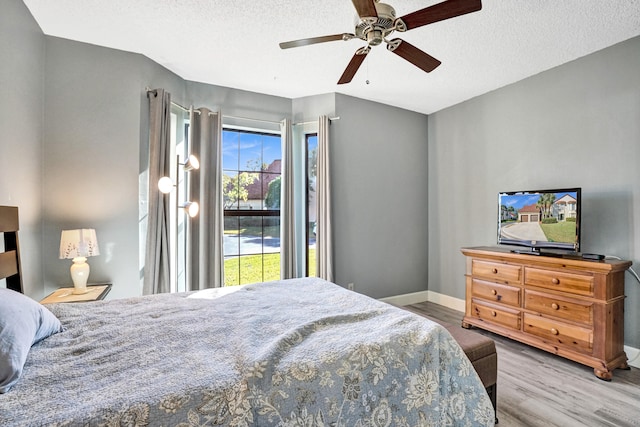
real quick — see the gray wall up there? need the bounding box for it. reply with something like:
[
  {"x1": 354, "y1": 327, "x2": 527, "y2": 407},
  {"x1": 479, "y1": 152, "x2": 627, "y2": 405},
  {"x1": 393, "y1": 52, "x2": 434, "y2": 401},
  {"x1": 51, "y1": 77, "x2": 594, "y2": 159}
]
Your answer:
[
  {"x1": 292, "y1": 93, "x2": 336, "y2": 123},
  {"x1": 0, "y1": 0, "x2": 45, "y2": 296},
  {"x1": 428, "y1": 36, "x2": 640, "y2": 347},
  {"x1": 186, "y1": 81, "x2": 292, "y2": 123},
  {"x1": 0, "y1": 0, "x2": 429, "y2": 302},
  {"x1": 41, "y1": 38, "x2": 185, "y2": 300},
  {"x1": 332, "y1": 94, "x2": 429, "y2": 299},
  {"x1": 40, "y1": 41, "x2": 295, "y2": 300}
]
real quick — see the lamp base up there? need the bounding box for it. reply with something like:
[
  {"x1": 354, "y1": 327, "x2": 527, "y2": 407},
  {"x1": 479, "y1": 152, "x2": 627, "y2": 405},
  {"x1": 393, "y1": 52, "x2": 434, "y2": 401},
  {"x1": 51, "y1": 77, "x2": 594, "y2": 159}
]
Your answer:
[{"x1": 70, "y1": 257, "x2": 91, "y2": 295}]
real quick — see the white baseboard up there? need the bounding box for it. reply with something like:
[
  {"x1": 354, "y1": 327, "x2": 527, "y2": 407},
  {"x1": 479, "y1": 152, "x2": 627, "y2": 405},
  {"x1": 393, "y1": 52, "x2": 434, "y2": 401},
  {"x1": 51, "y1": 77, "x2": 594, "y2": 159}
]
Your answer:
[
  {"x1": 379, "y1": 289, "x2": 466, "y2": 312},
  {"x1": 625, "y1": 345, "x2": 640, "y2": 369},
  {"x1": 380, "y1": 290, "x2": 640, "y2": 369},
  {"x1": 378, "y1": 290, "x2": 429, "y2": 306},
  {"x1": 424, "y1": 291, "x2": 466, "y2": 312}
]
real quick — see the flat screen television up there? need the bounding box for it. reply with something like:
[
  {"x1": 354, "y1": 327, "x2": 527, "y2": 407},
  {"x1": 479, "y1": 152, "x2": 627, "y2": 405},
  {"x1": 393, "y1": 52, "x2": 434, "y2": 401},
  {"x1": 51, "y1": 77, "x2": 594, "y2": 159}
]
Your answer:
[{"x1": 497, "y1": 188, "x2": 581, "y2": 253}]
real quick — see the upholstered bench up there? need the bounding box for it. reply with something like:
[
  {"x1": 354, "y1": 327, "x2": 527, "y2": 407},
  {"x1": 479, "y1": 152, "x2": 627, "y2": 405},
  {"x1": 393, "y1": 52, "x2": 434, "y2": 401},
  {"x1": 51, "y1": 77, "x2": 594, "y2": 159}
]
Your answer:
[{"x1": 418, "y1": 313, "x2": 498, "y2": 423}]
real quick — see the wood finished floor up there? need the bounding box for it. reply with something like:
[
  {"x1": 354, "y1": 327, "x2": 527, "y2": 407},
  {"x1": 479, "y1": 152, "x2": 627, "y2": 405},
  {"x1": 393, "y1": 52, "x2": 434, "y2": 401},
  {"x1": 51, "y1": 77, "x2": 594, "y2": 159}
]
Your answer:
[{"x1": 404, "y1": 301, "x2": 640, "y2": 427}]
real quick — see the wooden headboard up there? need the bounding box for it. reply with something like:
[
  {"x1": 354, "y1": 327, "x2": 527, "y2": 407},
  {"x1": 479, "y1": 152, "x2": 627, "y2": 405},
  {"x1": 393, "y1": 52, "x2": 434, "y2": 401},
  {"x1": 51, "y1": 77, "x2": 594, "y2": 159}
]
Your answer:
[{"x1": 0, "y1": 206, "x2": 23, "y2": 293}]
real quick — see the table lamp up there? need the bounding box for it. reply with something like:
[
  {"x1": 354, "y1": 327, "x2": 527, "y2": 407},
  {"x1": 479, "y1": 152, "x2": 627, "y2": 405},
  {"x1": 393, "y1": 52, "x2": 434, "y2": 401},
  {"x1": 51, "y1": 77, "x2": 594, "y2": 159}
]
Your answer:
[{"x1": 59, "y1": 229, "x2": 100, "y2": 294}]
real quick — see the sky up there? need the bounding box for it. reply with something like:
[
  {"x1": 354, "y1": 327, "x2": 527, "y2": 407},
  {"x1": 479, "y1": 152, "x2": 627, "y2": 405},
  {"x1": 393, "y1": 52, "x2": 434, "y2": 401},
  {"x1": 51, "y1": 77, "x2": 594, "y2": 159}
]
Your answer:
[
  {"x1": 499, "y1": 191, "x2": 577, "y2": 210},
  {"x1": 222, "y1": 129, "x2": 281, "y2": 172}
]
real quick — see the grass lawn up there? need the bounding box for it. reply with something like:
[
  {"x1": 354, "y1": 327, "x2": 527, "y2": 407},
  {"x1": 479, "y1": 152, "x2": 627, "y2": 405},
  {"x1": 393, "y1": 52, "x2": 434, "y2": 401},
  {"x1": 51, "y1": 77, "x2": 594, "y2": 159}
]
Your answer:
[
  {"x1": 540, "y1": 221, "x2": 576, "y2": 243},
  {"x1": 225, "y1": 248, "x2": 316, "y2": 286}
]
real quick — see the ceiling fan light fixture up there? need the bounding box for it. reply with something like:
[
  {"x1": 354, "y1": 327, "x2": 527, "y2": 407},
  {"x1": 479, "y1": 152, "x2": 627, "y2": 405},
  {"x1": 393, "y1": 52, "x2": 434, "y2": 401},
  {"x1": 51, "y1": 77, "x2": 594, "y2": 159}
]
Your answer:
[{"x1": 365, "y1": 28, "x2": 384, "y2": 46}]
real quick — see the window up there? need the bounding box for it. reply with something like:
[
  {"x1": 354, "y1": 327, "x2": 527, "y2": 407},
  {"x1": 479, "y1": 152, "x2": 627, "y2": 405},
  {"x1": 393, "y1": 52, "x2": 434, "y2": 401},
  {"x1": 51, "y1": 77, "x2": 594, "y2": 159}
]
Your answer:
[
  {"x1": 168, "y1": 106, "x2": 190, "y2": 292},
  {"x1": 222, "y1": 129, "x2": 282, "y2": 285},
  {"x1": 306, "y1": 134, "x2": 318, "y2": 277}
]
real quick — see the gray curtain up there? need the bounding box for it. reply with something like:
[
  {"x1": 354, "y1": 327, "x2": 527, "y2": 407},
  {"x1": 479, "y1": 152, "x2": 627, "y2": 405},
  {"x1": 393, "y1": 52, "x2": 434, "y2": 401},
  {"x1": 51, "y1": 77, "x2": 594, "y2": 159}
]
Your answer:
[
  {"x1": 316, "y1": 115, "x2": 333, "y2": 281},
  {"x1": 143, "y1": 89, "x2": 172, "y2": 295},
  {"x1": 187, "y1": 108, "x2": 224, "y2": 290},
  {"x1": 280, "y1": 119, "x2": 297, "y2": 278}
]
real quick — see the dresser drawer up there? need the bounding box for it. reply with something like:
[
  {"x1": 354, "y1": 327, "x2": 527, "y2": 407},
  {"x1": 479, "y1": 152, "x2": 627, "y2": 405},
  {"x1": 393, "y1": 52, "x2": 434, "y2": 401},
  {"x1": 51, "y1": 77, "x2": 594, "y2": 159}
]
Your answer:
[
  {"x1": 472, "y1": 260, "x2": 522, "y2": 284},
  {"x1": 472, "y1": 279, "x2": 520, "y2": 307},
  {"x1": 523, "y1": 313, "x2": 592, "y2": 354},
  {"x1": 524, "y1": 290, "x2": 593, "y2": 325},
  {"x1": 524, "y1": 267, "x2": 594, "y2": 296},
  {"x1": 471, "y1": 300, "x2": 521, "y2": 330}
]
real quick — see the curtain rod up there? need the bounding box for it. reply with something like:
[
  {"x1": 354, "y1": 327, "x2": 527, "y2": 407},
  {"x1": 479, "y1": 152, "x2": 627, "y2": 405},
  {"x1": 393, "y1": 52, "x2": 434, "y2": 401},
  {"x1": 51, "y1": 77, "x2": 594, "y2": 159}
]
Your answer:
[
  {"x1": 145, "y1": 87, "x2": 198, "y2": 115},
  {"x1": 146, "y1": 88, "x2": 339, "y2": 125},
  {"x1": 222, "y1": 115, "x2": 340, "y2": 125},
  {"x1": 293, "y1": 117, "x2": 340, "y2": 126},
  {"x1": 222, "y1": 114, "x2": 282, "y2": 125}
]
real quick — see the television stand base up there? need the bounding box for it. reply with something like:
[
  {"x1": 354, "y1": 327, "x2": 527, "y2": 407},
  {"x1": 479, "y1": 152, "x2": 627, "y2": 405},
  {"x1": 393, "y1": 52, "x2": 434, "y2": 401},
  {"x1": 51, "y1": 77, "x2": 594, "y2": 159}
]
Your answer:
[
  {"x1": 509, "y1": 248, "x2": 569, "y2": 257},
  {"x1": 510, "y1": 249, "x2": 541, "y2": 255}
]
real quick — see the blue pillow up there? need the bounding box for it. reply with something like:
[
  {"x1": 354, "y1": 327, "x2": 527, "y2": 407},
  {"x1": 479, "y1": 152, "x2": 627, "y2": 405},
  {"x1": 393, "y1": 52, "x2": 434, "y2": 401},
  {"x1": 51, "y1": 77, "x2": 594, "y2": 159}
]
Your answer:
[{"x1": 0, "y1": 288, "x2": 62, "y2": 393}]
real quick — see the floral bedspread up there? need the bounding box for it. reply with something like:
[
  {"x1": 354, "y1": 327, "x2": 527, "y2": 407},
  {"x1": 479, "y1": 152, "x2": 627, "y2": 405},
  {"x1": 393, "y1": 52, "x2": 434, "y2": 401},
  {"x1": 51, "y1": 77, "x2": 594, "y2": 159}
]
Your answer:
[{"x1": 1, "y1": 278, "x2": 494, "y2": 426}]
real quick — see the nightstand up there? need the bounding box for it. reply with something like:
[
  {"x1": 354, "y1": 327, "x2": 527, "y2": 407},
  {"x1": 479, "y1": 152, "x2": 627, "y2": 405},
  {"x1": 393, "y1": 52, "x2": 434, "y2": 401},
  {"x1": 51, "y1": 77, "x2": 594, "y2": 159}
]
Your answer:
[{"x1": 40, "y1": 283, "x2": 112, "y2": 304}]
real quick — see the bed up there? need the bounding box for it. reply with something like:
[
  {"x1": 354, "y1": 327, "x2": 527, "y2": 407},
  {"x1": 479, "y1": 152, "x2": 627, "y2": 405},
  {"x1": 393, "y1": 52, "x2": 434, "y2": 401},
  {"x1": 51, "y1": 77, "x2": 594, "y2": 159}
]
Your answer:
[{"x1": 0, "y1": 206, "x2": 494, "y2": 426}]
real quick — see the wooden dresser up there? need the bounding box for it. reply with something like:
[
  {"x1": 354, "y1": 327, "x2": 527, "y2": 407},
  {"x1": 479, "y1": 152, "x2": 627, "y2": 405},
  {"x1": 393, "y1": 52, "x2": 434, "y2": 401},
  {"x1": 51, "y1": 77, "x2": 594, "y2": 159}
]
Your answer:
[{"x1": 461, "y1": 246, "x2": 631, "y2": 380}]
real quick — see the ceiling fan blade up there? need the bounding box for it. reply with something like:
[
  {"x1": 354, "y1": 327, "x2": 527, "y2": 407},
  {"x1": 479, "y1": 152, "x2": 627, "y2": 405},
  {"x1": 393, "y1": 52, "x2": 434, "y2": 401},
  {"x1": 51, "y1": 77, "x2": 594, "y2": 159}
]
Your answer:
[
  {"x1": 387, "y1": 38, "x2": 441, "y2": 73},
  {"x1": 279, "y1": 33, "x2": 354, "y2": 49},
  {"x1": 338, "y1": 49, "x2": 369, "y2": 85},
  {"x1": 351, "y1": 0, "x2": 378, "y2": 19},
  {"x1": 397, "y1": 0, "x2": 482, "y2": 31}
]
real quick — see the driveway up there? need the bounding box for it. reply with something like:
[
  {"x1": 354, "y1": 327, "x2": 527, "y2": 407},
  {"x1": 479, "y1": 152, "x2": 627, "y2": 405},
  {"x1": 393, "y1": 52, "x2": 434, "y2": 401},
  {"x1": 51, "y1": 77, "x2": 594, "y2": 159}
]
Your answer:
[
  {"x1": 224, "y1": 234, "x2": 315, "y2": 256},
  {"x1": 500, "y1": 222, "x2": 548, "y2": 242}
]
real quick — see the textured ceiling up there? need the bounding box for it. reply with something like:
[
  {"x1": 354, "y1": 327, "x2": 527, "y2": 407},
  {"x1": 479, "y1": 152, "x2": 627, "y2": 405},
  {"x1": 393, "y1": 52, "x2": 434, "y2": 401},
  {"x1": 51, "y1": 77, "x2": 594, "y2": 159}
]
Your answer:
[{"x1": 23, "y1": 0, "x2": 640, "y2": 114}]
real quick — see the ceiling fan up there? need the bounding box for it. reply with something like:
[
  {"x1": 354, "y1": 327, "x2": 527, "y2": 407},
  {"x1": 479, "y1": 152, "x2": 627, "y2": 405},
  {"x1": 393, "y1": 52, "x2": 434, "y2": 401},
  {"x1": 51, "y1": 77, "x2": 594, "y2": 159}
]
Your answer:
[{"x1": 279, "y1": 0, "x2": 482, "y2": 84}]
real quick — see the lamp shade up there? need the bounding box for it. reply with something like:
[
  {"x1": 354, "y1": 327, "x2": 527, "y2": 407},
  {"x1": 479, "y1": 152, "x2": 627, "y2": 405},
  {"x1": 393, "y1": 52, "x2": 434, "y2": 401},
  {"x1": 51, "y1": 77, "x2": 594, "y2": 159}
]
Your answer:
[
  {"x1": 182, "y1": 201, "x2": 199, "y2": 218},
  {"x1": 59, "y1": 229, "x2": 100, "y2": 259},
  {"x1": 158, "y1": 176, "x2": 174, "y2": 194},
  {"x1": 183, "y1": 155, "x2": 200, "y2": 171}
]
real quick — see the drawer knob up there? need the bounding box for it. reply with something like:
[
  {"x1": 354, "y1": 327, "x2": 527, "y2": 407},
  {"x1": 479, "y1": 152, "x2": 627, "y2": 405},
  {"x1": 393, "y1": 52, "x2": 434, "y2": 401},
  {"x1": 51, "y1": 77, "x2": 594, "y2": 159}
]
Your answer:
[
  {"x1": 491, "y1": 310, "x2": 497, "y2": 317},
  {"x1": 551, "y1": 303, "x2": 560, "y2": 310},
  {"x1": 492, "y1": 268, "x2": 498, "y2": 274},
  {"x1": 551, "y1": 278, "x2": 560, "y2": 285},
  {"x1": 491, "y1": 289, "x2": 498, "y2": 296},
  {"x1": 550, "y1": 328, "x2": 559, "y2": 335}
]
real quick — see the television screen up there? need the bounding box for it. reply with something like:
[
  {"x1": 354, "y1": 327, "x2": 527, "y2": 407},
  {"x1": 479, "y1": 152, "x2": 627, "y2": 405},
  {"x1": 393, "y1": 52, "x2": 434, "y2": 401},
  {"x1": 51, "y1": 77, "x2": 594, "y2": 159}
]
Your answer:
[{"x1": 498, "y1": 188, "x2": 581, "y2": 253}]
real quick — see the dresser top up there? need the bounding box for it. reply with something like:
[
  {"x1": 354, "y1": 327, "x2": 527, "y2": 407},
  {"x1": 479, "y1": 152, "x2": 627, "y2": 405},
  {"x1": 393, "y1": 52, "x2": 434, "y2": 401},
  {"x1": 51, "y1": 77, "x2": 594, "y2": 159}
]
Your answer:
[{"x1": 461, "y1": 246, "x2": 632, "y2": 273}]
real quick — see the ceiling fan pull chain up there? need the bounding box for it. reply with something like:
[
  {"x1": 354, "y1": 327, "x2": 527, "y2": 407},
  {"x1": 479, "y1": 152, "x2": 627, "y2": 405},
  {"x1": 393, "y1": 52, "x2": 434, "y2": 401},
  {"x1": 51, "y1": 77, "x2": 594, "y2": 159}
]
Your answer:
[{"x1": 366, "y1": 55, "x2": 370, "y2": 85}]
